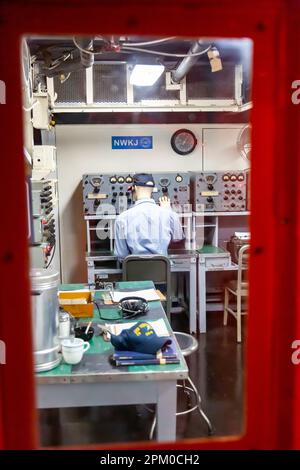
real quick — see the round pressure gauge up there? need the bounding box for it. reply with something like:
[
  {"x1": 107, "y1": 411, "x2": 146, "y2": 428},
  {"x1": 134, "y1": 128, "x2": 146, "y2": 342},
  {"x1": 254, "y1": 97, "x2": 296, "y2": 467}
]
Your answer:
[
  {"x1": 91, "y1": 177, "x2": 102, "y2": 187},
  {"x1": 159, "y1": 177, "x2": 170, "y2": 187},
  {"x1": 171, "y1": 129, "x2": 197, "y2": 155}
]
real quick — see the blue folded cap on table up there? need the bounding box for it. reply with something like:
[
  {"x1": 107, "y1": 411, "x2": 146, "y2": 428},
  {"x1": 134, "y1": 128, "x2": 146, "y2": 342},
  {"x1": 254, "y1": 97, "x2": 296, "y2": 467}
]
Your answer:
[{"x1": 110, "y1": 321, "x2": 171, "y2": 355}]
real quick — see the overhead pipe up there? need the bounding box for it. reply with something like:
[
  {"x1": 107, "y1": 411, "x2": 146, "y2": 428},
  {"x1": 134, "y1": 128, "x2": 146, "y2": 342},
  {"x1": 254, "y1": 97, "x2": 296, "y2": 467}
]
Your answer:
[
  {"x1": 77, "y1": 37, "x2": 94, "y2": 68},
  {"x1": 171, "y1": 40, "x2": 205, "y2": 83},
  {"x1": 45, "y1": 37, "x2": 94, "y2": 77}
]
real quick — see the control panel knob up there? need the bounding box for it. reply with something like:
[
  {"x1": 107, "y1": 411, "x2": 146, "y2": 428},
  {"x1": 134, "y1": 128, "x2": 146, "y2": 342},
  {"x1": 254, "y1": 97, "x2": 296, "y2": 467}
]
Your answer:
[
  {"x1": 207, "y1": 197, "x2": 213, "y2": 203},
  {"x1": 119, "y1": 192, "x2": 124, "y2": 196},
  {"x1": 113, "y1": 192, "x2": 117, "y2": 197},
  {"x1": 162, "y1": 187, "x2": 168, "y2": 194},
  {"x1": 207, "y1": 184, "x2": 214, "y2": 190},
  {"x1": 94, "y1": 199, "x2": 100, "y2": 207},
  {"x1": 225, "y1": 190, "x2": 230, "y2": 194},
  {"x1": 231, "y1": 202, "x2": 236, "y2": 208},
  {"x1": 231, "y1": 189, "x2": 236, "y2": 194}
]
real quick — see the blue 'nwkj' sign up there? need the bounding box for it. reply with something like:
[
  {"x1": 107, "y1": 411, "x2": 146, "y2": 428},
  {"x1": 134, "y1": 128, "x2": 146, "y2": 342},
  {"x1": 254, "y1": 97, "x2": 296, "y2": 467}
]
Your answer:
[{"x1": 112, "y1": 136, "x2": 153, "y2": 149}]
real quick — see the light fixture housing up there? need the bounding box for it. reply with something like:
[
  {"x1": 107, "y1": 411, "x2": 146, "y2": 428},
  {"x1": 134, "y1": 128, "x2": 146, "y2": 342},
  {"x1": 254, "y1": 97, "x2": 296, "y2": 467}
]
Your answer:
[{"x1": 130, "y1": 64, "x2": 165, "y2": 86}]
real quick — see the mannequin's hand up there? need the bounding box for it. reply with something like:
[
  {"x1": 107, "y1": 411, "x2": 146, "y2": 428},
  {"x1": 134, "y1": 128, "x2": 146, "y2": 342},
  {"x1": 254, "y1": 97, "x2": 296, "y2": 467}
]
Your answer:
[{"x1": 159, "y1": 196, "x2": 171, "y2": 208}]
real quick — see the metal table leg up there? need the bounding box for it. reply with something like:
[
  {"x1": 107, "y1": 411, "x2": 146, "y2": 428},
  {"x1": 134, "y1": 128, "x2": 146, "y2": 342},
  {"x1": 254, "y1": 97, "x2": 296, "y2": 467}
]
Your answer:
[
  {"x1": 189, "y1": 259, "x2": 197, "y2": 334},
  {"x1": 198, "y1": 258, "x2": 207, "y2": 333},
  {"x1": 156, "y1": 380, "x2": 177, "y2": 442},
  {"x1": 87, "y1": 259, "x2": 95, "y2": 285}
]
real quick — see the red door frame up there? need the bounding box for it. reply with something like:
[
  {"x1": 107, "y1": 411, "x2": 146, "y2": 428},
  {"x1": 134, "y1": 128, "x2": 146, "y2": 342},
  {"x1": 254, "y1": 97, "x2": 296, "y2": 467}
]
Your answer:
[{"x1": 0, "y1": 0, "x2": 299, "y2": 450}]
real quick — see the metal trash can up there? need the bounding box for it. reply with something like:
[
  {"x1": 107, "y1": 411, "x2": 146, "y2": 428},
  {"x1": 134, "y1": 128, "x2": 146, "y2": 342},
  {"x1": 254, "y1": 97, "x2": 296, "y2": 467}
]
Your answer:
[{"x1": 30, "y1": 268, "x2": 61, "y2": 372}]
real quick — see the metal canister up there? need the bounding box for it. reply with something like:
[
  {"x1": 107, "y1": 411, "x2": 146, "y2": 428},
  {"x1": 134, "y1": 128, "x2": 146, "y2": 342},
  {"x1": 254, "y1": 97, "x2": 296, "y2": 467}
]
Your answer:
[
  {"x1": 30, "y1": 268, "x2": 61, "y2": 372},
  {"x1": 59, "y1": 308, "x2": 70, "y2": 339}
]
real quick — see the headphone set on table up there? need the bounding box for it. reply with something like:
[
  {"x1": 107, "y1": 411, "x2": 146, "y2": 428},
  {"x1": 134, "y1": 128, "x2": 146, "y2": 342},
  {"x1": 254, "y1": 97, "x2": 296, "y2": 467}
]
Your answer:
[
  {"x1": 118, "y1": 296, "x2": 149, "y2": 320},
  {"x1": 96, "y1": 296, "x2": 149, "y2": 321}
]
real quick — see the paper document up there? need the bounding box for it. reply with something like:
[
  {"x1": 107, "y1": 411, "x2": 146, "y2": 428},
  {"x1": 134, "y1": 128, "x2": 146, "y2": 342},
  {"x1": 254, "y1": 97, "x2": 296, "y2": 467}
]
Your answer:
[
  {"x1": 111, "y1": 289, "x2": 161, "y2": 303},
  {"x1": 234, "y1": 232, "x2": 250, "y2": 240},
  {"x1": 105, "y1": 318, "x2": 170, "y2": 337},
  {"x1": 59, "y1": 289, "x2": 90, "y2": 293},
  {"x1": 59, "y1": 298, "x2": 87, "y2": 305}
]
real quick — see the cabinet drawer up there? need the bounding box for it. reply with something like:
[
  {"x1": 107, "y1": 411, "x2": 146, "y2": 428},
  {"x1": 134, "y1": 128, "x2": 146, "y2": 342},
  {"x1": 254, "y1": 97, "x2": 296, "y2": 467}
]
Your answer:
[{"x1": 203, "y1": 255, "x2": 231, "y2": 269}]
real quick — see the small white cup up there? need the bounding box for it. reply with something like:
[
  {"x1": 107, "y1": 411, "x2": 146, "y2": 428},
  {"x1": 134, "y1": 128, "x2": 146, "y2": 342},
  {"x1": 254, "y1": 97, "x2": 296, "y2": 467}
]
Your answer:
[{"x1": 61, "y1": 337, "x2": 90, "y2": 365}]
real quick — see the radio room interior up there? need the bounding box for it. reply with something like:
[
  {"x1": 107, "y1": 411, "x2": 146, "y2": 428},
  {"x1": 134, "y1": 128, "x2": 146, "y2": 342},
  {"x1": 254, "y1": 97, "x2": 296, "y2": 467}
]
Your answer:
[{"x1": 23, "y1": 34, "x2": 252, "y2": 446}]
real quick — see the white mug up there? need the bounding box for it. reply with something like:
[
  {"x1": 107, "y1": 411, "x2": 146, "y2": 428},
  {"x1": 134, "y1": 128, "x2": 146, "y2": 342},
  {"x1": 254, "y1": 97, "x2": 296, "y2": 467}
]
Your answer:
[{"x1": 61, "y1": 337, "x2": 90, "y2": 365}]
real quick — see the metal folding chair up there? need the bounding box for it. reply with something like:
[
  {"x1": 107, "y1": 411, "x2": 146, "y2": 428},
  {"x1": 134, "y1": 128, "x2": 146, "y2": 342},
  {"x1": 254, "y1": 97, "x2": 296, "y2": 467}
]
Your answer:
[{"x1": 122, "y1": 255, "x2": 172, "y2": 319}]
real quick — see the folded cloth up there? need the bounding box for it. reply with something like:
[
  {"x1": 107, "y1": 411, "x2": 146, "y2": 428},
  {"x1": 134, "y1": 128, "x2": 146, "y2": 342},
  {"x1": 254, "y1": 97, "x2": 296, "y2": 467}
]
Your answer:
[{"x1": 110, "y1": 321, "x2": 171, "y2": 355}]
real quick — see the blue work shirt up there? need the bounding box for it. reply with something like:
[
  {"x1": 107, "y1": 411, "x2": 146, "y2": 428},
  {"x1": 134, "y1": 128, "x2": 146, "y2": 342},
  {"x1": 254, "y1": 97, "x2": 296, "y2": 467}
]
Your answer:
[{"x1": 114, "y1": 198, "x2": 184, "y2": 259}]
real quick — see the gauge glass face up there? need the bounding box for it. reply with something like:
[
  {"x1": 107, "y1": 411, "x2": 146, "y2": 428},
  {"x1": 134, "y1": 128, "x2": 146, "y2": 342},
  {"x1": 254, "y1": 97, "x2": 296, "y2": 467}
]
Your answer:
[
  {"x1": 205, "y1": 175, "x2": 215, "y2": 183},
  {"x1": 126, "y1": 176, "x2": 133, "y2": 183},
  {"x1": 171, "y1": 129, "x2": 197, "y2": 155},
  {"x1": 110, "y1": 176, "x2": 117, "y2": 183},
  {"x1": 175, "y1": 174, "x2": 183, "y2": 182},
  {"x1": 91, "y1": 177, "x2": 102, "y2": 187},
  {"x1": 204, "y1": 174, "x2": 217, "y2": 185},
  {"x1": 118, "y1": 176, "x2": 125, "y2": 183},
  {"x1": 159, "y1": 178, "x2": 170, "y2": 187}
]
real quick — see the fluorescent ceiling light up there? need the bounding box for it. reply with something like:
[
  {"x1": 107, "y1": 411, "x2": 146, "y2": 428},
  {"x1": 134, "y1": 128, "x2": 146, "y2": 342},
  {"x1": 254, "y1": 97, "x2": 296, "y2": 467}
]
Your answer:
[{"x1": 130, "y1": 64, "x2": 165, "y2": 86}]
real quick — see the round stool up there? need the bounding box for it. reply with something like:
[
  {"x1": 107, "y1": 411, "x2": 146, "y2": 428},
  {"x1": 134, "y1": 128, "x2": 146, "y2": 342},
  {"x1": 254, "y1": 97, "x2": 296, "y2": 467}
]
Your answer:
[
  {"x1": 175, "y1": 331, "x2": 198, "y2": 356},
  {"x1": 149, "y1": 332, "x2": 213, "y2": 439}
]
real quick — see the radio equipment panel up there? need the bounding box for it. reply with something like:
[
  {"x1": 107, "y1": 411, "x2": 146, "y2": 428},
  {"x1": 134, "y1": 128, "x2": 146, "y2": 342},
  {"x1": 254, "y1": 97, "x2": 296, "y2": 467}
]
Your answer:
[
  {"x1": 83, "y1": 172, "x2": 190, "y2": 215},
  {"x1": 152, "y1": 172, "x2": 190, "y2": 208},
  {"x1": 191, "y1": 171, "x2": 248, "y2": 212}
]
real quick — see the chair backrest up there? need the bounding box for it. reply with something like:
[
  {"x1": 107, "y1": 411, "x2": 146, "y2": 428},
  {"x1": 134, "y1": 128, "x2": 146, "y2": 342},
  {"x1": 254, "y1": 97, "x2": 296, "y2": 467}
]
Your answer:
[
  {"x1": 123, "y1": 255, "x2": 171, "y2": 283},
  {"x1": 122, "y1": 255, "x2": 172, "y2": 318},
  {"x1": 237, "y1": 244, "x2": 250, "y2": 291}
]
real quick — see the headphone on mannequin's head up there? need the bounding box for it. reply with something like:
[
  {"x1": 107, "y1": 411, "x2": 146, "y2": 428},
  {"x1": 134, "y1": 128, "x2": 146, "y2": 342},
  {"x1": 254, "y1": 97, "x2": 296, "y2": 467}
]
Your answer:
[{"x1": 118, "y1": 296, "x2": 149, "y2": 320}]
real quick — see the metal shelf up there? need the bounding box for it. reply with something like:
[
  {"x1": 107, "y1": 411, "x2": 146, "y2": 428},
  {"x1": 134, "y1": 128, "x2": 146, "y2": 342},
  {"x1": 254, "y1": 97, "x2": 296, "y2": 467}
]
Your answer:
[{"x1": 193, "y1": 211, "x2": 250, "y2": 216}]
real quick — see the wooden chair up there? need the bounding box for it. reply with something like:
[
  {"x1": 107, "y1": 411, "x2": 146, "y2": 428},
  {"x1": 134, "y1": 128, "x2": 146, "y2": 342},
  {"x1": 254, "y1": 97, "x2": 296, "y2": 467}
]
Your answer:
[{"x1": 223, "y1": 244, "x2": 250, "y2": 342}]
